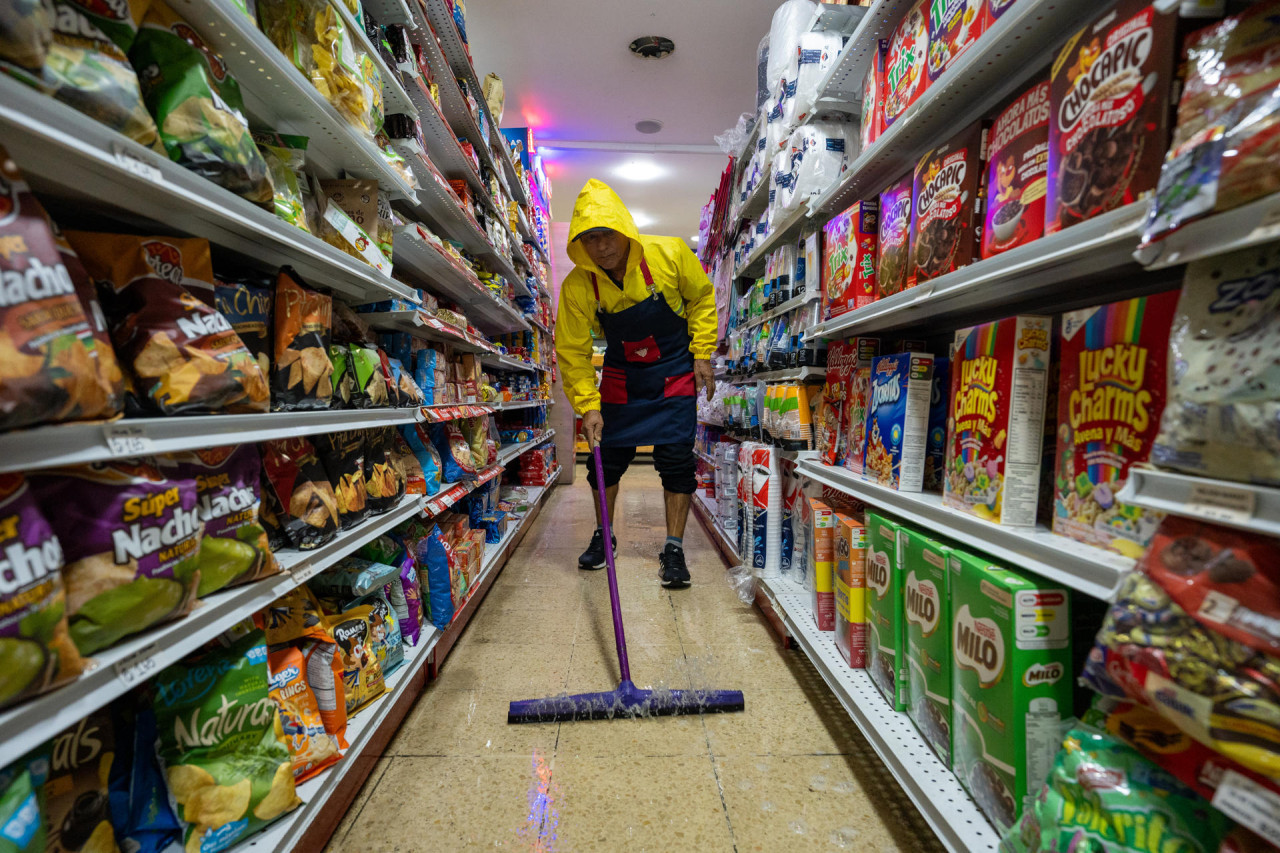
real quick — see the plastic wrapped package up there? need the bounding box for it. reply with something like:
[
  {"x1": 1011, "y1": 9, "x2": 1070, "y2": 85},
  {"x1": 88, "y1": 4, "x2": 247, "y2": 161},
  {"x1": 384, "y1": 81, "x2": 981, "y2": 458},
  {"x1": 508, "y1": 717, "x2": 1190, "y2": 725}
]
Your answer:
[
  {"x1": 771, "y1": 146, "x2": 794, "y2": 213},
  {"x1": 766, "y1": 0, "x2": 818, "y2": 114},
  {"x1": 790, "y1": 30, "x2": 843, "y2": 126},
  {"x1": 254, "y1": 131, "x2": 311, "y2": 233},
  {"x1": 787, "y1": 121, "x2": 856, "y2": 209}
]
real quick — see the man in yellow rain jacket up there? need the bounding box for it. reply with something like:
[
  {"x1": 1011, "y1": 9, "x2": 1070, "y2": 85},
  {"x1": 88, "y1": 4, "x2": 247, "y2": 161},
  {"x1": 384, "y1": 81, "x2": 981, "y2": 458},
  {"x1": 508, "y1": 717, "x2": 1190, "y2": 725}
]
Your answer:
[{"x1": 557, "y1": 180, "x2": 717, "y2": 588}]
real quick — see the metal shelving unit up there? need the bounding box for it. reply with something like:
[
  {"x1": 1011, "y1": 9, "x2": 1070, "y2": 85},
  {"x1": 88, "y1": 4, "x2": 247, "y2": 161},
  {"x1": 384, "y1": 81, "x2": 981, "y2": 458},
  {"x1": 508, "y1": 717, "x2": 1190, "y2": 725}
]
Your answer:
[
  {"x1": 360, "y1": 308, "x2": 498, "y2": 354},
  {"x1": 735, "y1": 204, "x2": 811, "y2": 278},
  {"x1": 480, "y1": 352, "x2": 545, "y2": 372},
  {"x1": 495, "y1": 429, "x2": 556, "y2": 467},
  {"x1": 1135, "y1": 191, "x2": 1280, "y2": 270},
  {"x1": 722, "y1": 366, "x2": 824, "y2": 383},
  {"x1": 1119, "y1": 469, "x2": 1280, "y2": 538},
  {"x1": 394, "y1": 229, "x2": 530, "y2": 333},
  {"x1": 692, "y1": 493, "x2": 740, "y2": 563},
  {"x1": 741, "y1": 289, "x2": 820, "y2": 331}
]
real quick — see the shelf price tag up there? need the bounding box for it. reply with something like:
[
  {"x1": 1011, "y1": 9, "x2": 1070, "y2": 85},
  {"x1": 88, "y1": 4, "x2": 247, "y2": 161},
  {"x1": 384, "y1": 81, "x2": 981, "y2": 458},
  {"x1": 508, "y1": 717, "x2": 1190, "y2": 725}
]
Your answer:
[
  {"x1": 1186, "y1": 482, "x2": 1256, "y2": 526},
  {"x1": 113, "y1": 642, "x2": 162, "y2": 689},
  {"x1": 111, "y1": 143, "x2": 163, "y2": 184},
  {"x1": 1212, "y1": 771, "x2": 1280, "y2": 847},
  {"x1": 103, "y1": 424, "x2": 155, "y2": 457}
]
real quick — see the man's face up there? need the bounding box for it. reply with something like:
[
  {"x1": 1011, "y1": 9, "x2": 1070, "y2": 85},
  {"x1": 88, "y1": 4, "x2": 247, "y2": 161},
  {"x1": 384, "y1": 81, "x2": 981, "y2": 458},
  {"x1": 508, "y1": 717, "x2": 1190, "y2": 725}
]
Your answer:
[{"x1": 578, "y1": 229, "x2": 630, "y2": 273}]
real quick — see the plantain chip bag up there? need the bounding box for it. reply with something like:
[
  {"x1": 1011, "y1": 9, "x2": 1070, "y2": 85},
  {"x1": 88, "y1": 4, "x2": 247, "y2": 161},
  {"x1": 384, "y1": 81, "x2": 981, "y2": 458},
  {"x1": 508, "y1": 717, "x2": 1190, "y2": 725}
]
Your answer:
[
  {"x1": 152, "y1": 630, "x2": 300, "y2": 853},
  {"x1": 31, "y1": 460, "x2": 203, "y2": 655},
  {"x1": 261, "y1": 437, "x2": 339, "y2": 550},
  {"x1": 314, "y1": 430, "x2": 369, "y2": 529},
  {"x1": 251, "y1": 131, "x2": 309, "y2": 233},
  {"x1": 272, "y1": 268, "x2": 334, "y2": 411},
  {"x1": 362, "y1": 427, "x2": 404, "y2": 513}
]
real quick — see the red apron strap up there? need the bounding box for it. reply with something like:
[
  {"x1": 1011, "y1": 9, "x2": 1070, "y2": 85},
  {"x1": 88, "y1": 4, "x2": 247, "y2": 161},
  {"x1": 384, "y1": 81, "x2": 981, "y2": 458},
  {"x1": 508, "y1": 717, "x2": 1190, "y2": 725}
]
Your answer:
[
  {"x1": 589, "y1": 271, "x2": 601, "y2": 303},
  {"x1": 639, "y1": 258, "x2": 658, "y2": 297}
]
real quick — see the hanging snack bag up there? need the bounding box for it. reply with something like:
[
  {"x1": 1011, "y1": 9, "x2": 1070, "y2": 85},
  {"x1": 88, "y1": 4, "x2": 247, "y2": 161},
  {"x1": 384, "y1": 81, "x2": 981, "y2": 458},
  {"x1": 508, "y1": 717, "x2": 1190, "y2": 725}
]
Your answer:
[
  {"x1": 388, "y1": 429, "x2": 427, "y2": 496},
  {"x1": 266, "y1": 645, "x2": 341, "y2": 782},
  {"x1": 32, "y1": 460, "x2": 202, "y2": 655},
  {"x1": 213, "y1": 272, "x2": 273, "y2": 381},
  {"x1": 911, "y1": 121, "x2": 987, "y2": 285},
  {"x1": 272, "y1": 268, "x2": 334, "y2": 411},
  {"x1": 325, "y1": 605, "x2": 386, "y2": 716},
  {"x1": 883, "y1": 0, "x2": 928, "y2": 128},
  {"x1": 314, "y1": 431, "x2": 370, "y2": 529},
  {"x1": 252, "y1": 131, "x2": 310, "y2": 233},
  {"x1": 67, "y1": 232, "x2": 270, "y2": 415},
  {"x1": 363, "y1": 427, "x2": 405, "y2": 512},
  {"x1": 982, "y1": 80, "x2": 1050, "y2": 259},
  {"x1": 129, "y1": 0, "x2": 273, "y2": 203},
  {"x1": 261, "y1": 436, "x2": 340, "y2": 550},
  {"x1": 152, "y1": 631, "x2": 301, "y2": 852},
  {"x1": 0, "y1": 474, "x2": 83, "y2": 711},
  {"x1": 43, "y1": 708, "x2": 120, "y2": 853}
]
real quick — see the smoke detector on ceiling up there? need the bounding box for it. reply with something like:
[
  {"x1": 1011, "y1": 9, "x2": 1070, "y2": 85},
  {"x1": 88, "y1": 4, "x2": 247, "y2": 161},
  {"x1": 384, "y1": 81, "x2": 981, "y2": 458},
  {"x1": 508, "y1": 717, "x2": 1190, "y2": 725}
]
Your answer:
[
  {"x1": 635, "y1": 119, "x2": 664, "y2": 134},
  {"x1": 629, "y1": 36, "x2": 675, "y2": 59}
]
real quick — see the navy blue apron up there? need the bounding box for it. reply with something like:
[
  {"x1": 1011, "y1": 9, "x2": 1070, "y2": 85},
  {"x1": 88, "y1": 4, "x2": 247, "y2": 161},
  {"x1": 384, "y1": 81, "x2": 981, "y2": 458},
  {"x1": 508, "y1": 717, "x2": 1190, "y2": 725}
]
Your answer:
[{"x1": 592, "y1": 257, "x2": 696, "y2": 448}]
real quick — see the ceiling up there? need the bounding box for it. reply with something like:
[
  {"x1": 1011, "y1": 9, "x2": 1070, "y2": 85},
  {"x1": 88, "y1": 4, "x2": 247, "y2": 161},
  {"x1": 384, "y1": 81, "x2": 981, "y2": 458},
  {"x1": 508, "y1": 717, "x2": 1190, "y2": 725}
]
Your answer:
[{"x1": 465, "y1": 0, "x2": 778, "y2": 259}]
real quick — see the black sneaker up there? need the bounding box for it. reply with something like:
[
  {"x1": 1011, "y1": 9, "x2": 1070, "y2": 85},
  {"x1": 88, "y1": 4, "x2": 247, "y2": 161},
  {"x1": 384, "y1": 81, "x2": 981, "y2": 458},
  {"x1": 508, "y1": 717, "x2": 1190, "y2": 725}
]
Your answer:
[
  {"x1": 578, "y1": 528, "x2": 616, "y2": 570},
  {"x1": 658, "y1": 544, "x2": 691, "y2": 589}
]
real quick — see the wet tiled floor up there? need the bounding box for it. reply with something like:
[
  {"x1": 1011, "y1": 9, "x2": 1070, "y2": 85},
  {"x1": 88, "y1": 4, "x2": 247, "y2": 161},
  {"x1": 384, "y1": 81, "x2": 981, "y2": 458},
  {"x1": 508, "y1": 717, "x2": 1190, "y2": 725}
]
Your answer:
[{"x1": 327, "y1": 465, "x2": 943, "y2": 852}]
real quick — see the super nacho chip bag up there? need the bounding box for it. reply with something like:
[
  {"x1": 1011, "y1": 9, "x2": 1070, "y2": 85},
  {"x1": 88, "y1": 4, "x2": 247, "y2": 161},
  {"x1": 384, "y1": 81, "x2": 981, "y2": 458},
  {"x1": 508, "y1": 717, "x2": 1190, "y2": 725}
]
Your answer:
[
  {"x1": 0, "y1": 474, "x2": 83, "y2": 711},
  {"x1": 65, "y1": 232, "x2": 269, "y2": 416},
  {"x1": 272, "y1": 268, "x2": 334, "y2": 411},
  {"x1": 151, "y1": 630, "x2": 300, "y2": 852},
  {"x1": 261, "y1": 437, "x2": 339, "y2": 550},
  {"x1": 129, "y1": 0, "x2": 273, "y2": 203},
  {"x1": 31, "y1": 460, "x2": 202, "y2": 655},
  {"x1": 266, "y1": 644, "x2": 341, "y2": 782}
]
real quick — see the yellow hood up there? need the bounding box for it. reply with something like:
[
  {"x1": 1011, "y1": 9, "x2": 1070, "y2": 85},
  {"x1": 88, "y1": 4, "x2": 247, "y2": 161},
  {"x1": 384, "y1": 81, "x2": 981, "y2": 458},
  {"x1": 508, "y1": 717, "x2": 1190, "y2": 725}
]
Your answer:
[{"x1": 566, "y1": 179, "x2": 643, "y2": 275}]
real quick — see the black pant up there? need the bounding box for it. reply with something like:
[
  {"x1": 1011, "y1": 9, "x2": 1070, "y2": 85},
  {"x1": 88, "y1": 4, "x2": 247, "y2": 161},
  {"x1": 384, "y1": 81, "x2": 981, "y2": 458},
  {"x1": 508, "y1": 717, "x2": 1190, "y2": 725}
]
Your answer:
[{"x1": 586, "y1": 443, "x2": 696, "y2": 495}]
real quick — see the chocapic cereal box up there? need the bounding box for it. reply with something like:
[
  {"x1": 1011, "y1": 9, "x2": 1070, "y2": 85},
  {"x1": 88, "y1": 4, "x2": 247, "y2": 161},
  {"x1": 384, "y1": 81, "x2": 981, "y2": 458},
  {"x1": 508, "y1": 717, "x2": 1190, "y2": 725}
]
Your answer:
[
  {"x1": 901, "y1": 525, "x2": 951, "y2": 765},
  {"x1": 1052, "y1": 291, "x2": 1180, "y2": 558},
  {"x1": 863, "y1": 352, "x2": 935, "y2": 492},
  {"x1": 910, "y1": 121, "x2": 987, "y2": 286},
  {"x1": 833, "y1": 511, "x2": 868, "y2": 668},
  {"x1": 866, "y1": 512, "x2": 907, "y2": 710},
  {"x1": 983, "y1": 79, "x2": 1050, "y2": 259},
  {"x1": 950, "y1": 547, "x2": 1072, "y2": 833},
  {"x1": 943, "y1": 316, "x2": 1051, "y2": 526},
  {"x1": 877, "y1": 174, "x2": 915, "y2": 297}
]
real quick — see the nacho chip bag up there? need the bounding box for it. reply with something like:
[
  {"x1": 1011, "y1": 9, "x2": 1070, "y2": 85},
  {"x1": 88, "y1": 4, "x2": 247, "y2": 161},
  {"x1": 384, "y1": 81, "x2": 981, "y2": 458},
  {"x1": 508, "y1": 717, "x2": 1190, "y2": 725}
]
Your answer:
[
  {"x1": 31, "y1": 460, "x2": 202, "y2": 655},
  {"x1": 261, "y1": 437, "x2": 339, "y2": 550},
  {"x1": 314, "y1": 430, "x2": 369, "y2": 529},
  {"x1": 213, "y1": 273, "x2": 273, "y2": 381},
  {"x1": 363, "y1": 427, "x2": 404, "y2": 513},
  {"x1": 266, "y1": 645, "x2": 340, "y2": 782},
  {"x1": 255, "y1": 584, "x2": 326, "y2": 646},
  {"x1": 0, "y1": 474, "x2": 83, "y2": 711},
  {"x1": 152, "y1": 630, "x2": 300, "y2": 851},
  {"x1": 272, "y1": 269, "x2": 333, "y2": 411},
  {"x1": 43, "y1": 708, "x2": 121, "y2": 853},
  {"x1": 0, "y1": 759, "x2": 44, "y2": 853},
  {"x1": 129, "y1": 0, "x2": 272, "y2": 203},
  {"x1": 324, "y1": 605, "x2": 385, "y2": 716},
  {"x1": 65, "y1": 232, "x2": 269, "y2": 416},
  {"x1": 257, "y1": 469, "x2": 288, "y2": 553}
]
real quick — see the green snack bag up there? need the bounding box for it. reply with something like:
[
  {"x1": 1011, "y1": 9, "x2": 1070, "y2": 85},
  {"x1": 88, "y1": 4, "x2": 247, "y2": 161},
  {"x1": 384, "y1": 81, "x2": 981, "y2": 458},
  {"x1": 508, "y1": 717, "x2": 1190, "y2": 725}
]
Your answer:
[
  {"x1": 866, "y1": 513, "x2": 907, "y2": 710},
  {"x1": 252, "y1": 131, "x2": 310, "y2": 233},
  {"x1": 0, "y1": 762, "x2": 43, "y2": 853},
  {"x1": 901, "y1": 525, "x2": 951, "y2": 765},
  {"x1": 950, "y1": 548, "x2": 1071, "y2": 833}
]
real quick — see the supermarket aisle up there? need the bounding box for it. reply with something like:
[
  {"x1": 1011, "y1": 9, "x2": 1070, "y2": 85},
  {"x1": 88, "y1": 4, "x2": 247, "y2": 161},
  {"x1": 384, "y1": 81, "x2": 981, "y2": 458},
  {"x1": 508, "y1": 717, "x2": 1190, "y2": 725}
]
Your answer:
[{"x1": 327, "y1": 465, "x2": 942, "y2": 852}]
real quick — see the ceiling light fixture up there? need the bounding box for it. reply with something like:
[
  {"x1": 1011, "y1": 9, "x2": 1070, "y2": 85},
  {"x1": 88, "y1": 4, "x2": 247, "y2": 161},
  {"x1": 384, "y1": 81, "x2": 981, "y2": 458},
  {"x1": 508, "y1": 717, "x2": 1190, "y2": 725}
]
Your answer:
[
  {"x1": 691, "y1": 235, "x2": 700, "y2": 243},
  {"x1": 635, "y1": 119, "x2": 663, "y2": 134},
  {"x1": 628, "y1": 36, "x2": 675, "y2": 59},
  {"x1": 613, "y1": 160, "x2": 665, "y2": 182},
  {"x1": 631, "y1": 211, "x2": 655, "y2": 228}
]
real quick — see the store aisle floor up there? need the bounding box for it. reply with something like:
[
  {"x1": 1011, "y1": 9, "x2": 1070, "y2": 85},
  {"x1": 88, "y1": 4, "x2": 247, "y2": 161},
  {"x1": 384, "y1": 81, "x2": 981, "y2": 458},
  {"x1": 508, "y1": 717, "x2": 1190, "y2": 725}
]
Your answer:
[{"x1": 327, "y1": 465, "x2": 943, "y2": 852}]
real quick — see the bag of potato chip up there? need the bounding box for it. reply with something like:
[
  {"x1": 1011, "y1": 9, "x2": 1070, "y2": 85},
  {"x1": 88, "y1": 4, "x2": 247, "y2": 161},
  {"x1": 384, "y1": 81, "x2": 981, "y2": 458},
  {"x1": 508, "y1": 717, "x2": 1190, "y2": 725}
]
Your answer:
[
  {"x1": 0, "y1": 759, "x2": 44, "y2": 853},
  {"x1": 0, "y1": 474, "x2": 83, "y2": 711},
  {"x1": 347, "y1": 343, "x2": 389, "y2": 408},
  {"x1": 31, "y1": 461, "x2": 202, "y2": 655},
  {"x1": 261, "y1": 437, "x2": 339, "y2": 550},
  {"x1": 267, "y1": 645, "x2": 340, "y2": 782},
  {"x1": 129, "y1": 0, "x2": 272, "y2": 203},
  {"x1": 107, "y1": 701, "x2": 183, "y2": 853},
  {"x1": 55, "y1": 231, "x2": 126, "y2": 418},
  {"x1": 258, "y1": 470, "x2": 288, "y2": 553},
  {"x1": 66, "y1": 232, "x2": 269, "y2": 416},
  {"x1": 314, "y1": 430, "x2": 369, "y2": 529},
  {"x1": 324, "y1": 605, "x2": 385, "y2": 716},
  {"x1": 388, "y1": 430, "x2": 426, "y2": 496},
  {"x1": 363, "y1": 427, "x2": 405, "y2": 513},
  {"x1": 152, "y1": 631, "x2": 300, "y2": 852},
  {"x1": 213, "y1": 273, "x2": 273, "y2": 381},
  {"x1": 256, "y1": 585, "x2": 326, "y2": 646},
  {"x1": 44, "y1": 708, "x2": 121, "y2": 853},
  {"x1": 272, "y1": 269, "x2": 334, "y2": 411},
  {"x1": 298, "y1": 639, "x2": 347, "y2": 749}
]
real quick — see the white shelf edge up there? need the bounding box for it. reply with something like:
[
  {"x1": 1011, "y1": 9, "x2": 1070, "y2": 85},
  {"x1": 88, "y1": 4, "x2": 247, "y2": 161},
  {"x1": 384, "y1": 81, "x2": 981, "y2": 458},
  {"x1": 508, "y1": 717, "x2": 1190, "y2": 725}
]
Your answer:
[
  {"x1": 495, "y1": 430, "x2": 556, "y2": 467},
  {"x1": 693, "y1": 492, "x2": 741, "y2": 563},
  {"x1": 1118, "y1": 469, "x2": 1280, "y2": 538}
]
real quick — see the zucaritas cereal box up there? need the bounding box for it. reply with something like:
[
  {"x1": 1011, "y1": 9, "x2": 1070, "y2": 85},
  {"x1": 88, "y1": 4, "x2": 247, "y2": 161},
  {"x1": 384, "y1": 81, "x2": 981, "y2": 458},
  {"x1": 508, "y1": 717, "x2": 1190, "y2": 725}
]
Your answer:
[
  {"x1": 866, "y1": 512, "x2": 906, "y2": 709},
  {"x1": 943, "y1": 316, "x2": 1051, "y2": 526},
  {"x1": 983, "y1": 79, "x2": 1050, "y2": 259},
  {"x1": 877, "y1": 174, "x2": 914, "y2": 297},
  {"x1": 911, "y1": 121, "x2": 987, "y2": 286},
  {"x1": 927, "y1": 0, "x2": 987, "y2": 82},
  {"x1": 1046, "y1": 0, "x2": 1177, "y2": 233},
  {"x1": 822, "y1": 200, "x2": 880, "y2": 319},
  {"x1": 901, "y1": 524, "x2": 951, "y2": 764},
  {"x1": 950, "y1": 547, "x2": 1072, "y2": 832},
  {"x1": 1052, "y1": 291, "x2": 1180, "y2": 557},
  {"x1": 833, "y1": 511, "x2": 868, "y2": 668},
  {"x1": 863, "y1": 352, "x2": 934, "y2": 492},
  {"x1": 883, "y1": 0, "x2": 929, "y2": 129},
  {"x1": 810, "y1": 498, "x2": 836, "y2": 631}
]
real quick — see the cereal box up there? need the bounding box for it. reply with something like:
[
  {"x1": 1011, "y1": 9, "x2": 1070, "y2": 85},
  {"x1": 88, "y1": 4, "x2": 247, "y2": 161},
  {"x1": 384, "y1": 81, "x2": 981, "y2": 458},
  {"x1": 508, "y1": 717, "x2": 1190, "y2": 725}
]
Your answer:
[
  {"x1": 810, "y1": 498, "x2": 836, "y2": 631},
  {"x1": 884, "y1": 0, "x2": 929, "y2": 128},
  {"x1": 1046, "y1": 0, "x2": 1177, "y2": 233},
  {"x1": 943, "y1": 316, "x2": 1051, "y2": 526},
  {"x1": 861, "y1": 39, "x2": 888, "y2": 151},
  {"x1": 950, "y1": 548, "x2": 1072, "y2": 832},
  {"x1": 845, "y1": 338, "x2": 880, "y2": 476},
  {"x1": 1053, "y1": 291, "x2": 1180, "y2": 557},
  {"x1": 822, "y1": 200, "x2": 880, "y2": 319},
  {"x1": 863, "y1": 352, "x2": 934, "y2": 492},
  {"x1": 866, "y1": 512, "x2": 907, "y2": 709},
  {"x1": 816, "y1": 338, "x2": 879, "y2": 468},
  {"x1": 983, "y1": 79, "x2": 1050, "y2": 259},
  {"x1": 877, "y1": 174, "x2": 914, "y2": 297},
  {"x1": 924, "y1": 356, "x2": 950, "y2": 492},
  {"x1": 927, "y1": 0, "x2": 988, "y2": 82},
  {"x1": 986, "y1": 0, "x2": 1018, "y2": 25},
  {"x1": 901, "y1": 525, "x2": 951, "y2": 764},
  {"x1": 833, "y1": 511, "x2": 868, "y2": 667},
  {"x1": 911, "y1": 121, "x2": 987, "y2": 285}
]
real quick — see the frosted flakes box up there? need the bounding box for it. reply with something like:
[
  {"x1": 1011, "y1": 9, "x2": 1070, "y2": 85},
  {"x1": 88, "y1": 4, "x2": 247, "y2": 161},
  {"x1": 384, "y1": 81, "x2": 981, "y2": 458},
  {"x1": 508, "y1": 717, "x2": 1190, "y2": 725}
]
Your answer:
[
  {"x1": 901, "y1": 525, "x2": 951, "y2": 764},
  {"x1": 1052, "y1": 291, "x2": 1180, "y2": 557},
  {"x1": 924, "y1": 356, "x2": 949, "y2": 492},
  {"x1": 983, "y1": 79, "x2": 1050, "y2": 259},
  {"x1": 822, "y1": 199, "x2": 879, "y2": 319},
  {"x1": 816, "y1": 338, "x2": 879, "y2": 468},
  {"x1": 833, "y1": 511, "x2": 867, "y2": 667},
  {"x1": 884, "y1": 0, "x2": 929, "y2": 128},
  {"x1": 927, "y1": 0, "x2": 987, "y2": 82},
  {"x1": 866, "y1": 512, "x2": 906, "y2": 709},
  {"x1": 949, "y1": 547, "x2": 1072, "y2": 832},
  {"x1": 911, "y1": 121, "x2": 987, "y2": 285},
  {"x1": 943, "y1": 316, "x2": 1051, "y2": 526},
  {"x1": 877, "y1": 174, "x2": 914, "y2": 296},
  {"x1": 863, "y1": 352, "x2": 934, "y2": 492}
]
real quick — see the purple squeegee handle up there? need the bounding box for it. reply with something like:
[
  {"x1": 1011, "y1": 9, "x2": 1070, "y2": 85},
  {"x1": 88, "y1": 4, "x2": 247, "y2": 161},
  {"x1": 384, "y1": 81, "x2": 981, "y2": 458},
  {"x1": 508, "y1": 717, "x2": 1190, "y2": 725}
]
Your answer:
[{"x1": 593, "y1": 444, "x2": 631, "y2": 683}]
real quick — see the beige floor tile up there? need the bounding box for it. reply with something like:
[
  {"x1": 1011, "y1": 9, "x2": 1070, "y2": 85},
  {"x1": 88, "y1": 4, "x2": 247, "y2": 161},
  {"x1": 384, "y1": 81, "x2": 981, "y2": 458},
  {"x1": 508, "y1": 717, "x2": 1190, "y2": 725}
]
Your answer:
[
  {"x1": 436, "y1": 640, "x2": 572, "y2": 694},
  {"x1": 579, "y1": 573, "x2": 674, "y2": 607},
  {"x1": 551, "y1": 755, "x2": 734, "y2": 852},
  {"x1": 567, "y1": 641, "x2": 692, "y2": 690},
  {"x1": 461, "y1": 605, "x2": 569, "y2": 645},
  {"x1": 387, "y1": 688, "x2": 558, "y2": 757},
  {"x1": 554, "y1": 711, "x2": 710, "y2": 759},
  {"x1": 673, "y1": 602, "x2": 775, "y2": 647},
  {"x1": 703, "y1": 688, "x2": 864, "y2": 757},
  {"x1": 327, "y1": 755, "x2": 390, "y2": 847},
  {"x1": 676, "y1": 641, "x2": 807, "y2": 692},
  {"x1": 482, "y1": 578, "x2": 581, "y2": 610},
  {"x1": 575, "y1": 600, "x2": 683, "y2": 647}
]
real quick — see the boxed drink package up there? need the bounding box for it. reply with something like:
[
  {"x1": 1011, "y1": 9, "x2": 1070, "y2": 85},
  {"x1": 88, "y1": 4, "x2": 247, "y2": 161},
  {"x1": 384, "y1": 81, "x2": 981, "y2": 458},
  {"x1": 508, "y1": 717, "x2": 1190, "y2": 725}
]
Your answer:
[
  {"x1": 950, "y1": 548, "x2": 1072, "y2": 832},
  {"x1": 911, "y1": 121, "x2": 988, "y2": 285},
  {"x1": 901, "y1": 525, "x2": 952, "y2": 764},
  {"x1": 1046, "y1": 0, "x2": 1177, "y2": 233},
  {"x1": 809, "y1": 499, "x2": 836, "y2": 631},
  {"x1": 860, "y1": 39, "x2": 888, "y2": 150},
  {"x1": 877, "y1": 174, "x2": 915, "y2": 297},
  {"x1": 1052, "y1": 291, "x2": 1180, "y2": 557},
  {"x1": 983, "y1": 79, "x2": 1050, "y2": 259},
  {"x1": 866, "y1": 512, "x2": 906, "y2": 709},
  {"x1": 833, "y1": 511, "x2": 868, "y2": 667},
  {"x1": 863, "y1": 352, "x2": 935, "y2": 492},
  {"x1": 927, "y1": 0, "x2": 988, "y2": 82},
  {"x1": 884, "y1": 0, "x2": 929, "y2": 129},
  {"x1": 924, "y1": 356, "x2": 950, "y2": 492},
  {"x1": 822, "y1": 200, "x2": 880, "y2": 319},
  {"x1": 943, "y1": 316, "x2": 1051, "y2": 526}
]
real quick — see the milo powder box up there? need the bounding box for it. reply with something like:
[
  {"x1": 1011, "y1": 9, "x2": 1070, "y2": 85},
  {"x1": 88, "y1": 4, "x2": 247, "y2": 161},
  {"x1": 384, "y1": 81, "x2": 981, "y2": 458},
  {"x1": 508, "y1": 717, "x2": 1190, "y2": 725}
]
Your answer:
[
  {"x1": 865, "y1": 512, "x2": 906, "y2": 709},
  {"x1": 950, "y1": 547, "x2": 1072, "y2": 833},
  {"x1": 901, "y1": 525, "x2": 951, "y2": 765}
]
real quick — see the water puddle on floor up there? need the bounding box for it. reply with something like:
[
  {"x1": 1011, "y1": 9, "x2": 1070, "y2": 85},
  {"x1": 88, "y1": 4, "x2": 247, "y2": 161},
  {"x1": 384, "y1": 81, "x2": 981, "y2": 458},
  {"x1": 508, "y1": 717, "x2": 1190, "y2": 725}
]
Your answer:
[{"x1": 519, "y1": 748, "x2": 559, "y2": 852}]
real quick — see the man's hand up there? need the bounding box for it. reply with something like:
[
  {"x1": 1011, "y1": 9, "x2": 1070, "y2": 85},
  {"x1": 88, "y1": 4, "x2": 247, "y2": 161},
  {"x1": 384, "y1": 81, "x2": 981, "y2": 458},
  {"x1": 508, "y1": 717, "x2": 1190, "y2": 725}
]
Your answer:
[
  {"x1": 581, "y1": 409, "x2": 604, "y2": 448},
  {"x1": 694, "y1": 358, "x2": 715, "y2": 402}
]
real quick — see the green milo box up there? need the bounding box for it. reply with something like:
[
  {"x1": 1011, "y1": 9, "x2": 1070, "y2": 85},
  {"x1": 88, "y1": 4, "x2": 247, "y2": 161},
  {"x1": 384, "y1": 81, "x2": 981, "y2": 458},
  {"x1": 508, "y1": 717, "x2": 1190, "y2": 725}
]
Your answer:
[
  {"x1": 901, "y1": 525, "x2": 951, "y2": 765},
  {"x1": 865, "y1": 513, "x2": 907, "y2": 710},
  {"x1": 949, "y1": 547, "x2": 1072, "y2": 833}
]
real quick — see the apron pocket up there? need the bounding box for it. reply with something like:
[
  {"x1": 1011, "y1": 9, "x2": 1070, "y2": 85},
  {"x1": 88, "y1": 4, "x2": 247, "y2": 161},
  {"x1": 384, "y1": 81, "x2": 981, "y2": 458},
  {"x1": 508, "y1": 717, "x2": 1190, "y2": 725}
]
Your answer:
[
  {"x1": 663, "y1": 372, "x2": 696, "y2": 398},
  {"x1": 623, "y1": 335, "x2": 660, "y2": 364},
  {"x1": 601, "y1": 366, "x2": 628, "y2": 405}
]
